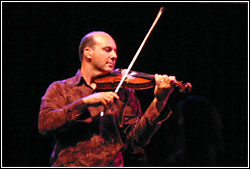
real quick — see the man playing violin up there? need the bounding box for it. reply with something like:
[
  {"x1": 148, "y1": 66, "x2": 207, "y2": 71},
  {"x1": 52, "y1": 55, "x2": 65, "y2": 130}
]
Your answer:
[{"x1": 38, "y1": 31, "x2": 176, "y2": 167}]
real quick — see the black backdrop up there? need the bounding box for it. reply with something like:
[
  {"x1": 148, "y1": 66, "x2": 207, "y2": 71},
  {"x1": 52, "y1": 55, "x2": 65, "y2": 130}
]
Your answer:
[{"x1": 2, "y1": 2, "x2": 248, "y2": 167}]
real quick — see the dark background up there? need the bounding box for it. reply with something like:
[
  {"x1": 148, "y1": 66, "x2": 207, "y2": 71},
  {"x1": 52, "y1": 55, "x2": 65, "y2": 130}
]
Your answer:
[{"x1": 2, "y1": 2, "x2": 248, "y2": 167}]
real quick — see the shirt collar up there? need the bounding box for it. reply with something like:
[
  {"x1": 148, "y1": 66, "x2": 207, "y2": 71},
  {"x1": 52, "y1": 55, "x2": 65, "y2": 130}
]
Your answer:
[
  {"x1": 70, "y1": 69, "x2": 85, "y2": 86},
  {"x1": 72, "y1": 69, "x2": 93, "y2": 88}
]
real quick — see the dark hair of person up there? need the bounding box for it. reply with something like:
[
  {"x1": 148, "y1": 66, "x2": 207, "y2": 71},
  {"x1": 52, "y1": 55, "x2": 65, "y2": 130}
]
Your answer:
[{"x1": 78, "y1": 33, "x2": 96, "y2": 62}]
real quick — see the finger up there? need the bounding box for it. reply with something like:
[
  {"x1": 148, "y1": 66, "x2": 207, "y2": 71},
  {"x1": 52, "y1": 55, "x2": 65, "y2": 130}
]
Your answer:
[
  {"x1": 168, "y1": 75, "x2": 176, "y2": 79},
  {"x1": 108, "y1": 95, "x2": 115, "y2": 103},
  {"x1": 113, "y1": 93, "x2": 120, "y2": 100},
  {"x1": 105, "y1": 94, "x2": 117, "y2": 105},
  {"x1": 109, "y1": 92, "x2": 120, "y2": 100},
  {"x1": 104, "y1": 97, "x2": 114, "y2": 109},
  {"x1": 101, "y1": 99, "x2": 109, "y2": 109},
  {"x1": 162, "y1": 75, "x2": 169, "y2": 82},
  {"x1": 168, "y1": 76, "x2": 176, "y2": 85},
  {"x1": 103, "y1": 95, "x2": 112, "y2": 105},
  {"x1": 155, "y1": 74, "x2": 162, "y2": 85}
]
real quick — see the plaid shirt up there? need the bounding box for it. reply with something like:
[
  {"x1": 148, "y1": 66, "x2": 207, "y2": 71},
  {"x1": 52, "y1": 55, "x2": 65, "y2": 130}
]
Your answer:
[{"x1": 39, "y1": 69, "x2": 172, "y2": 167}]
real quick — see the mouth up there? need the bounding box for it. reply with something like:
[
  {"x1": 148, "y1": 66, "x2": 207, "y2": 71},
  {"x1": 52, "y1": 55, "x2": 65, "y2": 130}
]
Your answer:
[{"x1": 106, "y1": 62, "x2": 115, "y2": 68}]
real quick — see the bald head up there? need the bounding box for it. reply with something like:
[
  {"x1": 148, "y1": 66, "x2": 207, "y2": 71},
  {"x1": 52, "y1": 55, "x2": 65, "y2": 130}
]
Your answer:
[{"x1": 78, "y1": 31, "x2": 115, "y2": 62}]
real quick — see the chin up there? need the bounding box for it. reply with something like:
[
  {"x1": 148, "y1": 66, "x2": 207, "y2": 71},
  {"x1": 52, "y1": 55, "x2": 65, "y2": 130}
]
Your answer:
[
  {"x1": 101, "y1": 68, "x2": 114, "y2": 75},
  {"x1": 105, "y1": 66, "x2": 115, "y2": 72}
]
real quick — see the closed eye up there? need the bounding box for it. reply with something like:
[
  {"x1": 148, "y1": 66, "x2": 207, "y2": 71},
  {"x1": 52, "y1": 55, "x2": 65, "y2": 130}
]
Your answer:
[{"x1": 103, "y1": 47, "x2": 117, "y2": 53}]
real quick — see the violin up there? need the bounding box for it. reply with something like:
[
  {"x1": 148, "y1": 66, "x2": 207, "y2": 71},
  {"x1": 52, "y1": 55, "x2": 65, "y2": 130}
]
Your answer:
[{"x1": 94, "y1": 69, "x2": 192, "y2": 93}]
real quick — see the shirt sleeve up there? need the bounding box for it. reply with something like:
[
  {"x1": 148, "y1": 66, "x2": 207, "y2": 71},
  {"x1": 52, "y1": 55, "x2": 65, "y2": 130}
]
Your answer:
[
  {"x1": 38, "y1": 82, "x2": 86, "y2": 135},
  {"x1": 122, "y1": 90, "x2": 173, "y2": 148}
]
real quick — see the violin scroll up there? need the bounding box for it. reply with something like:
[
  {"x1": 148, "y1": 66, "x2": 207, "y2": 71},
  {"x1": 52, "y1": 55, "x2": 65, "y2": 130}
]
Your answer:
[{"x1": 175, "y1": 81, "x2": 192, "y2": 93}]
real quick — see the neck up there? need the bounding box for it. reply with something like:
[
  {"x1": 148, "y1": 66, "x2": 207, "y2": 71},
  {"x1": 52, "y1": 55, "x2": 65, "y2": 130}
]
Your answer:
[{"x1": 80, "y1": 62, "x2": 103, "y2": 88}]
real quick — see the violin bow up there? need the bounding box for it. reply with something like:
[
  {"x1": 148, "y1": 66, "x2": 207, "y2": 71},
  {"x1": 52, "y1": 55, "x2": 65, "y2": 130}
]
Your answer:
[{"x1": 114, "y1": 7, "x2": 165, "y2": 94}]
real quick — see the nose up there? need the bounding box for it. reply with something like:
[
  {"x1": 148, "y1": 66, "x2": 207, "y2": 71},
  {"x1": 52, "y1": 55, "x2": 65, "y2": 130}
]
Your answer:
[{"x1": 110, "y1": 50, "x2": 117, "y2": 61}]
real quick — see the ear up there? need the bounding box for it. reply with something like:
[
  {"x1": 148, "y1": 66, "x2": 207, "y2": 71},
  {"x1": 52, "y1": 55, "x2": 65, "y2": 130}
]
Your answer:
[{"x1": 83, "y1": 47, "x2": 93, "y2": 60}]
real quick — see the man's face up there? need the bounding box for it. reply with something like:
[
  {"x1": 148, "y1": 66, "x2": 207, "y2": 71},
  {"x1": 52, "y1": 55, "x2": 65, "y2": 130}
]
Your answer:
[{"x1": 90, "y1": 33, "x2": 117, "y2": 74}]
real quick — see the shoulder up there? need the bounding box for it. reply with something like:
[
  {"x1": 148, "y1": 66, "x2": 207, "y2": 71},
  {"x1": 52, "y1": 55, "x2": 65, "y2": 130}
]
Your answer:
[
  {"x1": 45, "y1": 72, "x2": 79, "y2": 96},
  {"x1": 48, "y1": 77, "x2": 74, "y2": 89},
  {"x1": 48, "y1": 70, "x2": 81, "y2": 89}
]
